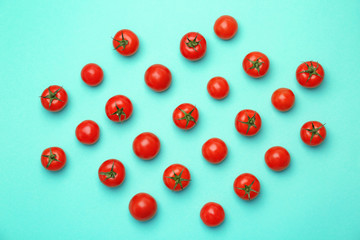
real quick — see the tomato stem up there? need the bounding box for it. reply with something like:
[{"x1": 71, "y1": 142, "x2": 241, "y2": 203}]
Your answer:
[
  {"x1": 42, "y1": 148, "x2": 62, "y2": 168},
  {"x1": 165, "y1": 168, "x2": 190, "y2": 190},
  {"x1": 304, "y1": 122, "x2": 326, "y2": 143},
  {"x1": 177, "y1": 107, "x2": 197, "y2": 129},
  {"x1": 185, "y1": 33, "x2": 203, "y2": 52},
  {"x1": 99, "y1": 161, "x2": 117, "y2": 182},
  {"x1": 41, "y1": 87, "x2": 63, "y2": 108},
  {"x1": 298, "y1": 61, "x2": 323, "y2": 82},
  {"x1": 236, "y1": 180, "x2": 258, "y2": 200},
  {"x1": 113, "y1": 31, "x2": 129, "y2": 50},
  {"x1": 247, "y1": 57, "x2": 263, "y2": 75},
  {"x1": 238, "y1": 113, "x2": 257, "y2": 135}
]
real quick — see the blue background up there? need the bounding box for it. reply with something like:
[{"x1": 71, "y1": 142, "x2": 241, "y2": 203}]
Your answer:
[{"x1": 1, "y1": 0, "x2": 360, "y2": 239}]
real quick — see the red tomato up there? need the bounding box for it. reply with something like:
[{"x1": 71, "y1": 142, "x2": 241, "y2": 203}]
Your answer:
[
  {"x1": 214, "y1": 15, "x2": 238, "y2": 40},
  {"x1": 242, "y1": 51, "x2": 270, "y2": 78},
  {"x1": 296, "y1": 61, "x2": 324, "y2": 88},
  {"x1": 133, "y1": 132, "x2": 160, "y2": 160},
  {"x1": 112, "y1": 29, "x2": 139, "y2": 56},
  {"x1": 207, "y1": 77, "x2": 229, "y2": 100},
  {"x1": 98, "y1": 159, "x2": 125, "y2": 187},
  {"x1": 233, "y1": 173, "x2": 260, "y2": 201},
  {"x1": 163, "y1": 164, "x2": 191, "y2": 191},
  {"x1": 81, "y1": 63, "x2": 103, "y2": 86},
  {"x1": 40, "y1": 85, "x2": 68, "y2": 112},
  {"x1": 202, "y1": 138, "x2": 228, "y2": 164},
  {"x1": 271, "y1": 88, "x2": 295, "y2": 112},
  {"x1": 105, "y1": 95, "x2": 133, "y2": 122},
  {"x1": 129, "y1": 193, "x2": 157, "y2": 221},
  {"x1": 235, "y1": 109, "x2": 262, "y2": 136},
  {"x1": 173, "y1": 103, "x2": 199, "y2": 130},
  {"x1": 144, "y1": 64, "x2": 172, "y2": 92},
  {"x1": 41, "y1": 147, "x2": 66, "y2": 171},
  {"x1": 300, "y1": 121, "x2": 326, "y2": 146},
  {"x1": 200, "y1": 202, "x2": 225, "y2": 227},
  {"x1": 265, "y1": 146, "x2": 290, "y2": 171},
  {"x1": 75, "y1": 120, "x2": 100, "y2": 145},
  {"x1": 180, "y1": 32, "x2": 207, "y2": 61}
]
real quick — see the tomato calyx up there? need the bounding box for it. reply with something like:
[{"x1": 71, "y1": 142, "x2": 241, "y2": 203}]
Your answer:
[
  {"x1": 99, "y1": 161, "x2": 117, "y2": 182},
  {"x1": 304, "y1": 122, "x2": 326, "y2": 143},
  {"x1": 165, "y1": 168, "x2": 190, "y2": 190},
  {"x1": 298, "y1": 61, "x2": 323, "y2": 82},
  {"x1": 111, "y1": 104, "x2": 126, "y2": 122},
  {"x1": 42, "y1": 148, "x2": 62, "y2": 168},
  {"x1": 177, "y1": 107, "x2": 197, "y2": 129},
  {"x1": 113, "y1": 31, "x2": 129, "y2": 51},
  {"x1": 235, "y1": 180, "x2": 258, "y2": 200},
  {"x1": 247, "y1": 57, "x2": 263, "y2": 74},
  {"x1": 185, "y1": 34, "x2": 203, "y2": 52},
  {"x1": 41, "y1": 87, "x2": 64, "y2": 108},
  {"x1": 238, "y1": 113, "x2": 257, "y2": 134}
]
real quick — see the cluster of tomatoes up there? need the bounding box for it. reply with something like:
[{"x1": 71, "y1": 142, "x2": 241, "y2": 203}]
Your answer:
[{"x1": 39, "y1": 15, "x2": 326, "y2": 227}]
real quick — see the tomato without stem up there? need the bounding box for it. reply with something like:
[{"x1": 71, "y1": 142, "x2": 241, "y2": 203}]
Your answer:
[
  {"x1": 202, "y1": 138, "x2": 228, "y2": 164},
  {"x1": 296, "y1": 61, "x2": 324, "y2": 88},
  {"x1": 300, "y1": 121, "x2": 326, "y2": 146},
  {"x1": 75, "y1": 120, "x2": 100, "y2": 145},
  {"x1": 207, "y1": 77, "x2": 229, "y2": 100},
  {"x1": 112, "y1": 29, "x2": 139, "y2": 56},
  {"x1": 144, "y1": 64, "x2": 172, "y2": 92},
  {"x1": 200, "y1": 202, "x2": 225, "y2": 227},
  {"x1": 105, "y1": 95, "x2": 133, "y2": 122},
  {"x1": 98, "y1": 159, "x2": 125, "y2": 187},
  {"x1": 271, "y1": 88, "x2": 295, "y2": 112},
  {"x1": 41, "y1": 147, "x2": 66, "y2": 171},
  {"x1": 265, "y1": 146, "x2": 290, "y2": 171},
  {"x1": 81, "y1": 63, "x2": 103, "y2": 86},
  {"x1": 40, "y1": 85, "x2": 68, "y2": 112},
  {"x1": 214, "y1": 15, "x2": 238, "y2": 40},
  {"x1": 243, "y1": 52, "x2": 269, "y2": 78},
  {"x1": 163, "y1": 164, "x2": 191, "y2": 191},
  {"x1": 173, "y1": 103, "x2": 199, "y2": 130},
  {"x1": 233, "y1": 173, "x2": 260, "y2": 201},
  {"x1": 133, "y1": 132, "x2": 160, "y2": 160},
  {"x1": 129, "y1": 193, "x2": 157, "y2": 221},
  {"x1": 180, "y1": 32, "x2": 207, "y2": 61},
  {"x1": 235, "y1": 109, "x2": 262, "y2": 136}
]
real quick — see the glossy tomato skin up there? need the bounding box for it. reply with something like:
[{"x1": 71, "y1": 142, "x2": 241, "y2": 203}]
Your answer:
[
  {"x1": 75, "y1": 120, "x2": 100, "y2": 145},
  {"x1": 300, "y1": 121, "x2": 326, "y2": 146},
  {"x1": 296, "y1": 61, "x2": 324, "y2": 88},
  {"x1": 214, "y1": 15, "x2": 238, "y2": 40},
  {"x1": 265, "y1": 146, "x2": 290, "y2": 171},
  {"x1": 233, "y1": 173, "x2": 260, "y2": 201},
  {"x1": 271, "y1": 88, "x2": 295, "y2": 112},
  {"x1": 242, "y1": 51, "x2": 270, "y2": 78},
  {"x1": 202, "y1": 138, "x2": 228, "y2": 164},
  {"x1": 133, "y1": 132, "x2": 160, "y2": 160},
  {"x1": 129, "y1": 193, "x2": 157, "y2": 221},
  {"x1": 41, "y1": 147, "x2": 66, "y2": 171},
  {"x1": 40, "y1": 85, "x2": 68, "y2": 112},
  {"x1": 200, "y1": 202, "x2": 225, "y2": 227},
  {"x1": 144, "y1": 64, "x2": 172, "y2": 92},
  {"x1": 105, "y1": 95, "x2": 133, "y2": 122},
  {"x1": 235, "y1": 109, "x2": 262, "y2": 136},
  {"x1": 98, "y1": 159, "x2": 125, "y2": 187},
  {"x1": 112, "y1": 29, "x2": 139, "y2": 56},
  {"x1": 81, "y1": 63, "x2": 103, "y2": 86},
  {"x1": 173, "y1": 103, "x2": 199, "y2": 130},
  {"x1": 163, "y1": 164, "x2": 191, "y2": 191},
  {"x1": 180, "y1": 32, "x2": 207, "y2": 61},
  {"x1": 207, "y1": 77, "x2": 229, "y2": 100}
]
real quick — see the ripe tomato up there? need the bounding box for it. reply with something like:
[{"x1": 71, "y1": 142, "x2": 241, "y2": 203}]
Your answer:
[
  {"x1": 242, "y1": 51, "x2": 269, "y2": 78},
  {"x1": 180, "y1": 32, "x2": 207, "y2": 61},
  {"x1": 214, "y1": 15, "x2": 238, "y2": 40},
  {"x1": 271, "y1": 88, "x2": 295, "y2": 112},
  {"x1": 296, "y1": 61, "x2": 324, "y2": 88},
  {"x1": 41, "y1": 147, "x2": 66, "y2": 171},
  {"x1": 133, "y1": 132, "x2": 160, "y2": 160},
  {"x1": 98, "y1": 159, "x2": 125, "y2": 187},
  {"x1": 233, "y1": 173, "x2": 260, "y2": 201},
  {"x1": 129, "y1": 193, "x2": 157, "y2": 221},
  {"x1": 300, "y1": 121, "x2": 326, "y2": 146},
  {"x1": 75, "y1": 120, "x2": 100, "y2": 145},
  {"x1": 265, "y1": 146, "x2": 290, "y2": 171},
  {"x1": 207, "y1": 77, "x2": 229, "y2": 100},
  {"x1": 200, "y1": 202, "x2": 225, "y2": 227},
  {"x1": 112, "y1": 29, "x2": 139, "y2": 56},
  {"x1": 173, "y1": 103, "x2": 199, "y2": 130},
  {"x1": 81, "y1": 63, "x2": 103, "y2": 86},
  {"x1": 144, "y1": 64, "x2": 172, "y2": 92},
  {"x1": 202, "y1": 138, "x2": 228, "y2": 164},
  {"x1": 235, "y1": 109, "x2": 262, "y2": 136},
  {"x1": 163, "y1": 164, "x2": 191, "y2": 191},
  {"x1": 40, "y1": 85, "x2": 68, "y2": 112},
  {"x1": 105, "y1": 95, "x2": 133, "y2": 122}
]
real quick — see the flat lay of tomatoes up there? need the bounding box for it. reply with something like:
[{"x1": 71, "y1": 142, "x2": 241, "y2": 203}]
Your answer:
[
  {"x1": 112, "y1": 29, "x2": 139, "y2": 56},
  {"x1": 81, "y1": 63, "x2": 103, "y2": 86},
  {"x1": 235, "y1": 109, "x2": 262, "y2": 136},
  {"x1": 163, "y1": 164, "x2": 191, "y2": 191},
  {"x1": 40, "y1": 85, "x2": 68, "y2": 112},
  {"x1": 41, "y1": 147, "x2": 66, "y2": 171},
  {"x1": 144, "y1": 64, "x2": 172, "y2": 92},
  {"x1": 243, "y1": 51, "x2": 269, "y2": 78},
  {"x1": 129, "y1": 193, "x2": 157, "y2": 222},
  {"x1": 296, "y1": 61, "x2": 324, "y2": 88},
  {"x1": 207, "y1": 77, "x2": 229, "y2": 100},
  {"x1": 133, "y1": 132, "x2": 160, "y2": 160},
  {"x1": 233, "y1": 173, "x2": 260, "y2": 201},
  {"x1": 214, "y1": 15, "x2": 238, "y2": 40},
  {"x1": 300, "y1": 121, "x2": 326, "y2": 146},
  {"x1": 271, "y1": 88, "x2": 295, "y2": 112},
  {"x1": 98, "y1": 159, "x2": 125, "y2": 187},
  {"x1": 200, "y1": 202, "x2": 225, "y2": 227},
  {"x1": 75, "y1": 120, "x2": 100, "y2": 145},
  {"x1": 105, "y1": 95, "x2": 133, "y2": 122},
  {"x1": 180, "y1": 32, "x2": 207, "y2": 61},
  {"x1": 265, "y1": 146, "x2": 290, "y2": 171},
  {"x1": 173, "y1": 103, "x2": 199, "y2": 130},
  {"x1": 202, "y1": 138, "x2": 228, "y2": 164}
]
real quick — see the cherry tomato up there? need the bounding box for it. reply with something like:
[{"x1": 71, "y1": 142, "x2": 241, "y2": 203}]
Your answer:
[
  {"x1": 242, "y1": 51, "x2": 269, "y2": 78},
  {"x1": 233, "y1": 173, "x2": 260, "y2": 201},
  {"x1": 180, "y1": 32, "x2": 207, "y2": 61},
  {"x1": 40, "y1": 85, "x2": 68, "y2": 112},
  {"x1": 75, "y1": 120, "x2": 100, "y2": 145},
  {"x1": 200, "y1": 202, "x2": 225, "y2": 227},
  {"x1": 144, "y1": 64, "x2": 172, "y2": 92},
  {"x1": 214, "y1": 15, "x2": 238, "y2": 40},
  {"x1": 235, "y1": 109, "x2": 262, "y2": 136},
  {"x1": 133, "y1": 132, "x2": 160, "y2": 160},
  {"x1": 81, "y1": 63, "x2": 103, "y2": 86},
  {"x1": 41, "y1": 147, "x2": 66, "y2": 171},
  {"x1": 300, "y1": 121, "x2": 326, "y2": 146},
  {"x1": 112, "y1": 29, "x2": 139, "y2": 56},
  {"x1": 271, "y1": 88, "x2": 295, "y2": 112},
  {"x1": 207, "y1": 77, "x2": 229, "y2": 100},
  {"x1": 98, "y1": 159, "x2": 125, "y2": 187},
  {"x1": 129, "y1": 193, "x2": 157, "y2": 221},
  {"x1": 265, "y1": 146, "x2": 290, "y2": 171},
  {"x1": 105, "y1": 95, "x2": 133, "y2": 122},
  {"x1": 163, "y1": 164, "x2": 191, "y2": 191},
  {"x1": 296, "y1": 61, "x2": 324, "y2": 88},
  {"x1": 202, "y1": 138, "x2": 228, "y2": 164},
  {"x1": 173, "y1": 103, "x2": 199, "y2": 130}
]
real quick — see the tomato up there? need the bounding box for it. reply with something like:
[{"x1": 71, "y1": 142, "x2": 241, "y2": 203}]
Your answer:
[
  {"x1": 233, "y1": 173, "x2": 260, "y2": 201},
  {"x1": 265, "y1": 146, "x2": 290, "y2": 171},
  {"x1": 112, "y1": 29, "x2": 139, "y2": 56},
  {"x1": 242, "y1": 51, "x2": 270, "y2": 78},
  {"x1": 133, "y1": 132, "x2": 160, "y2": 160},
  {"x1": 41, "y1": 147, "x2": 66, "y2": 171},
  {"x1": 300, "y1": 121, "x2": 326, "y2": 146},
  {"x1": 81, "y1": 63, "x2": 103, "y2": 86},
  {"x1": 75, "y1": 120, "x2": 100, "y2": 145},
  {"x1": 202, "y1": 138, "x2": 228, "y2": 164},
  {"x1": 296, "y1": 61, "x2": 324, "y2": 88},
  {"x1": 271, "y1": 88, "x2": 295, "y2": 112},
  {"x1": 163, "y1": 164, "x2": 191, "y2": 191},
  {"x1": 180, "y1": 32, "x2": 207, "y2": 61},
  {"x1": 129, "y1": 193, "x2": 157, "y2": 221},
  {"x1": 235, "y1": 109, "x2": 262, "y2": 136},
  {"x1": 40, "y1": 85, "x2": 68, "y2": 112},
  {"x1": 144, "y1": 64, "x2": 172, "y2": 92},
  {"x1": 173, "y1": 103, "x2": 199, "y2": 130},
  {"x1": 98, "y1": 159, "x2": 125, "y2": 187},
  {"x1": 105, "y1": 95, "x2": 133, "y2": 122},
  {"x1": 207, "y1": 77, "x2": 229, "y2": 100},
  {"x1": 214, "y1": 15, "x2": 238, "y2": 40},
  {"x1": 200, "y1": 202, "x2": 225, "y2": 227}
]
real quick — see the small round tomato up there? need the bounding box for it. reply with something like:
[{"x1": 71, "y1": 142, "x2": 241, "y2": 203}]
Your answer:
[
  {"x1": 200, "y1": 202, "x2": 225, "y2": 227},
  {"x1": 105, "y1": 95, "x2": 133, "y2": 122},
  {"x1": 271, "y1": 88, "x2": 295, "y2": 112},
  {"x1": 133, "y1": 132, "x2": 160, "y2": 160},
  {"x1": 180, "y1": 32, "x2": 207, "y2": 61},
  {"x1": 144, "y1": 64, "x2": 172, "y2": 92},
  {"x1": 235, "y1": 109, "x2": 262, "y2": 136},
  {"x1": 81, "y1": 63, "x2": 103, "y2": 86},
  {"x1": 202, "y1": 138, "x2": 228, "y2": 164},
  {"x1": 40, "y1": 85, "x2": 68, "y2": 112},
  {"x1": 41, "y1": 147, "x2": 66, "y2": 171},
  {"x1": 163, "y1": 164, "x2": 191, "y2": 191},
  {"x1": 173, "y1": 103, "x2": 199, "y2": 130},
  {"x1": 129, "y1": 193, "x2": 157, "y2": 221},
  {"x1": 112, "y1": 29, "x2": 139, "y2": 56},
  {"x1": 233, "y1": 173, "x2": 260, "y2": 201},
  {"x1": 296, "y1": 61, "x2": 324, "y2": 88},
  {"x1": 98, "y1": 159, "x2": 125, "y2": 187},
  {"x1": 243, "y1": 51, "x2": 270, "y2": 78},
  {"x1": 300, "y1": 121, "x2": 326, "y2": 146},
  {"x1": 207, "y1": 77, "x2": 229, "y2": 100},
  {"x1": 265, "y1": 146, "x2": 290, "y2": 171},
  {"x1": 75, "y1": 120, "x2": 100, "y2": 145},
  {"x1": 214, "y1": 15, "x2": 238, "y2": 40}
]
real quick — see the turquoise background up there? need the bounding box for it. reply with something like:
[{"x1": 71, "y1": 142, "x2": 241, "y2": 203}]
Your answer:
[{"x1": 1, "y1": 0, "x2": 360, "y2": 239}]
